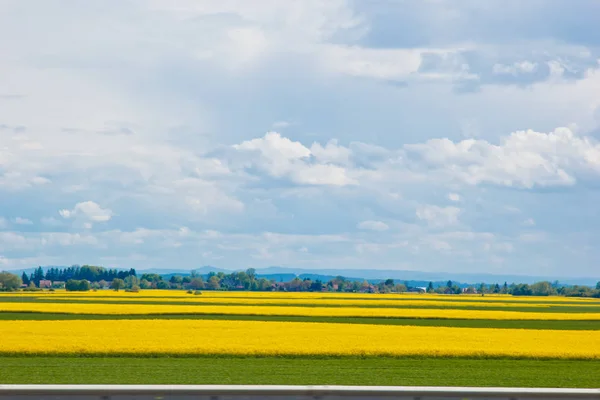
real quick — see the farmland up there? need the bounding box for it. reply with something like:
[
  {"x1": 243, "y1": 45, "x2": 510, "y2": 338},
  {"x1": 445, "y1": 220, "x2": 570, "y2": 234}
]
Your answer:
[{"x1": 0, "y1": 290, "x2": 599, "y2": 387}]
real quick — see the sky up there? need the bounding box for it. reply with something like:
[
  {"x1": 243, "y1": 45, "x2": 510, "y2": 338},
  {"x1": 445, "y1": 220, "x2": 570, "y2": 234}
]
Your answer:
[{"x1": 1, "y1": 0, "x2": 600, "y2": 277}]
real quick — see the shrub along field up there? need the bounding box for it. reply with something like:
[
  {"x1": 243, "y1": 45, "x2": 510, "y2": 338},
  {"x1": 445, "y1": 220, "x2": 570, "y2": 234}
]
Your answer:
[{"x1": 0, "y1": 290, "x2": 599, "y2": 386}]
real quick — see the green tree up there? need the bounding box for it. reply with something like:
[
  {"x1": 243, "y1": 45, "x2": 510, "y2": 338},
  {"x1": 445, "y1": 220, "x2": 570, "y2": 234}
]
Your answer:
[
  {"x1": 189, "y1": 277, "x2": 205, "y2": 290},
  {"x1": 207, "y1": 276, "x2": 220, "y2": 290},
  {"x1": 124, "y1": 275, "x2": 139, "y2": 289},
  {"x1": 65, "y1": 279, "x2": 90, "y2": 292},
  {"x1": 156, "y1": 281, "x2": 169, "y2": 289},
  {"x1": 478, "y1": 283, "x2": 487, "y2": 294},
  {"x1": 394, "y1": 283, "x2": 407, "y2": 293},
  {"x1": 21, "y1": 272, "x2": 30, "y2": 286},
  {"x1": 170, "y1": 275, "x2": 183, "y2": 285},
  {"x1": 257, "y1": 278, "x2": 272, "y2": 291},
  {"x1": 78, "y1": 280, "x2": 91, "y2": 291},
  {"x1": 530, "y1": 281, "x2": 556, "y2": 296},
  {"x1": 427, "y1": 282, "x2": 434, "y2": 293},
  {"x1": 511, "y1": 283, "x2": 533, "y2": 296},
  {"x1": 246, "y1": 268, "x2": 256, "y2": 281},
  {"x1": 140, "y1": 273, "x2": 161, "y2": 283},
  {"x1": 33, "y1": 266, "x2": 44, "y2": 286},
  {"x1": 596, "y1": 282, "x2": 600, "y2": 290},
  {"x1": 140, "y1": 279, "x2": 151, "y2": 289},
  {"x1": 111, "y1": 278, "x2": 125, "y2": 291},
  {"x1": 0, "y1": 271, "x2": 22, "y2": 291}
]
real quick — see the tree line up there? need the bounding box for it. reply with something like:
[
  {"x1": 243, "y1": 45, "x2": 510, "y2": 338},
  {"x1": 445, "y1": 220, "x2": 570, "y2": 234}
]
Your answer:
[
  {"x1": 1, "y1": 267, "x2": 599, "y2": 298},
  {"x1": 21, "y1": 265, "x2": 137, "y2": 287}
]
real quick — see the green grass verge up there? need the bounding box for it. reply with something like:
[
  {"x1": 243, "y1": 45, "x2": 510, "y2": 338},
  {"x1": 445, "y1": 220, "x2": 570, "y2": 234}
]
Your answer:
[
  {"x1": 1, "y1": 311, "x2": 599, "y2": 330},
  {"x1": 0, "y1": 357, "x2": 598, "y2": 387},
  {"x1": 2, "y1": 296, "x2": 600, "y2": 312},
  {"x1": 6, "y1": 293, "x2": 599, "y2": 305}
]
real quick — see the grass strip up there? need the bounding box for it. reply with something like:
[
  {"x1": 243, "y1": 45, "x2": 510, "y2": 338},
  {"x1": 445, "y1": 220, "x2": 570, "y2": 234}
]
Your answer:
[
  {"x1": 4, "y1": 293, "x2": 598, "y2": 305},
  {"x1": 0, "y1": 356, "x2": 598, "y2": 388},
  {"x1": 2, "y1": 297, "x2": 599, "y2": 313},
  {"x1": 0, "y1": 311, "x2": 598, "y2": 330}
]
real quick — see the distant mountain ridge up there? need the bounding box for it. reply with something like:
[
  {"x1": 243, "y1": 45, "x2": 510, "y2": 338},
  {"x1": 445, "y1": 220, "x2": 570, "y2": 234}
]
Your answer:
[{"x1": 10, "y1": 265, "x2": 599, "y2": 286}]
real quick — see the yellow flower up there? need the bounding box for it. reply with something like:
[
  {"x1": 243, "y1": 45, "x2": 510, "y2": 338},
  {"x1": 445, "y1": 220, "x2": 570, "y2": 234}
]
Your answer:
[{"x1": 1, "y1": 319, "x2": 598, "y2": 359}]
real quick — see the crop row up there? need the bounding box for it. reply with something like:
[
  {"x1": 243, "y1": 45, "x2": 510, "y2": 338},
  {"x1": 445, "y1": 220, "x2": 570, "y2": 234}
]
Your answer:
[
  {"x1": 3, "y1": 290, "x2": 598, "y2": 304},
  {"x1": 1, "y1": 301, "x2": 600, "y2": 320},
  {"x1": 1, "y1": 311, "x2": 599, "y2": 330},
  {"x1": 23, "y1": 296, "x2": 600, "y2": 311},
  {"x1": 1, "y1": 319, "x2": 599, "y2": 359}
]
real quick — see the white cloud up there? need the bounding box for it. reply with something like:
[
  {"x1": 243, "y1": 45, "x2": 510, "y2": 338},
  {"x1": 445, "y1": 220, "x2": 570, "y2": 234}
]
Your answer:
[
  {"x1": 523, "y1": 218, "x2": 536, "y2": 226},
  {"x1": 416, "y1": 205, "x2": 461, "y2": 227},
  {"x1": 40, "y1": 217, "x2": 62, "y2": 227},
  {"x1": 272, "y1": 121, "x2": 291, "y2": 129},
  {"x1": 357, "y1": 220, "x2": 389, "y2": 231},
  {"x1": 233, "y1": 132, "x2": 356, "y2": 186},
  {"x1": 310, "y1": 139, "x2": 352, "y2": 165},
  {"x1": 447, "y1": 193, "x2": 461, "y2": 202},
  {"x1": 14, "y1": 217, "x2": 33, "y2": 225},
  {"x1": 235, "y1": 132, "x2": 311, "y2": 163},
  {"x1": 429, "y1": 239, "x2": 452, "y2": 251},
  {"x1": 0, "y1": 172, "x2": 51, "y2": 191},
  {"x1": 519, "y1": 232, "x2": 546, "y2": 242},
  {"x1": 59, "y1": 201, "x2": 112, "y2": 222},
  {"x1": 0, "y1": 232, "x2": 32, "y2": 250},
  {"x1": 404, "y1": 127, "x2": 600, "y2": 188},
  {"x1": 320, "y1": 45, "x2": 474, "y2": 82},
  {"x1": 492, "y1": 61, "x2": 537, "y2": 75},
  {"x1": 41, "y1": 232, "x2": 99, "y2": 247}
]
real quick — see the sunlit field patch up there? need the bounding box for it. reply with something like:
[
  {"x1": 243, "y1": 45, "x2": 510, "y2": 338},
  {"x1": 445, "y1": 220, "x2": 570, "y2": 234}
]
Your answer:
[
  {"x1": 35, "y1": 296, "x2": 600, "y2": 310},
  {"x1": 1, "y1": 319, "x2": 598, "y2": 359},
  {"x1": 3, "y1": 290, "x2": 598, "y2": 303},
  {"x1": 1, "y1": 301, "x2": 600, "y2": 320}
]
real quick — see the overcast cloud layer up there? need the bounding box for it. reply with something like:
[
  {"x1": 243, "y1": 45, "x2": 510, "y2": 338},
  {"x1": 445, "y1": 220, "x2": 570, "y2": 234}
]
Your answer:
[{"x1": 2, "y1": 0, "x2": 600, "y2": 277}]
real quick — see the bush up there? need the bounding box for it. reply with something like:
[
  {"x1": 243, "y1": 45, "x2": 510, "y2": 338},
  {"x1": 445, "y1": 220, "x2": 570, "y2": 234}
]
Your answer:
[
  {"x1": 110, "y1": 278, "x2": 125, "y2": 291},
  {"x1": 65, "y1": 279, "x2": 91, "y2": 292},
  {"x1": 125, "y1": 285, "x2": 140, "y2": 293},
  {"x1": 187, "y1": 289, "x2": 194, "y2": 294},
  {"x1": 511, "y1": 283, "x2": 533, "y2": 296},
  {"x1": 156, "y1": 281, "x2": 169, "y2": 290},
  {"x1": 23, "y1": 282, "x2": 42, "y2": 292},
  {"x1": 0, "y1": 271, "x2": 22, "y2": 291},
  {"x1": 194, "y1": 290, "x2": 202, "y2": 295}
]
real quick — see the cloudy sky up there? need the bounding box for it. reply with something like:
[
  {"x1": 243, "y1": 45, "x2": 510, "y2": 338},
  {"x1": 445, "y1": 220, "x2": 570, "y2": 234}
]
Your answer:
[{"x1": 1, "y1": 0, "x2": 600, "y2": 277}]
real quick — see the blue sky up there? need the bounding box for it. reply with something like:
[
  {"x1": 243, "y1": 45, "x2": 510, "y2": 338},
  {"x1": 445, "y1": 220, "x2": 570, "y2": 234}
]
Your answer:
[{"x1": 1, "y1": 0, "x2": 600, "y2": 277}]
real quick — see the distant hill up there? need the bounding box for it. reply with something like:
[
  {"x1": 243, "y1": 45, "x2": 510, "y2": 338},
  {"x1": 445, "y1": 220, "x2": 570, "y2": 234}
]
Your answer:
[
  {"x1": 9, "y1": 265, "x2": 599, "y2": 286},
  {"x1": 252, "y1": 267, "x2": 599, "y2": 286}
]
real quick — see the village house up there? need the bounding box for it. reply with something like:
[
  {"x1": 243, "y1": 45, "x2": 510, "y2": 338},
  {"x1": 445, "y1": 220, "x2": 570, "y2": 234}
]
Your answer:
[{"x1": 38, "y1": 280, "x2": 52, "y2": 289}]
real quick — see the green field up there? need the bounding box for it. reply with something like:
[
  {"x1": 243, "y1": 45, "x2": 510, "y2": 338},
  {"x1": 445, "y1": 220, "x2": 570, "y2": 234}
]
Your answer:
[
  {"x1": 1, "y1": 311, "x2": 599, "y2": 330},
  {"x1": 1, "y1": 357, "x2": 599, "y2": 387},
  {"x1": 1, "y1": 291, "x2": 599, "y2": 387},
  {"x1": 2, "y1": 295, "x2": 600, "y2": 313}
]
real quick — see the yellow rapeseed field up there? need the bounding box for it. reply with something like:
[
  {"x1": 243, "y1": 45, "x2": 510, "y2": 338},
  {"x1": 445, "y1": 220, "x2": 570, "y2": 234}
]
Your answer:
[
  {"x1": 5, "y1": 290, "x2": 598, "y2": 303},
  {"x1": 1, "y1": 319, "x2": 598, "y2": 359},
  {"x1": 42, "y1": 295, "x2": 600, "y2": 309},
  {"x1": 1, "y1": 301, "x2": 599, "y2": 320}
]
